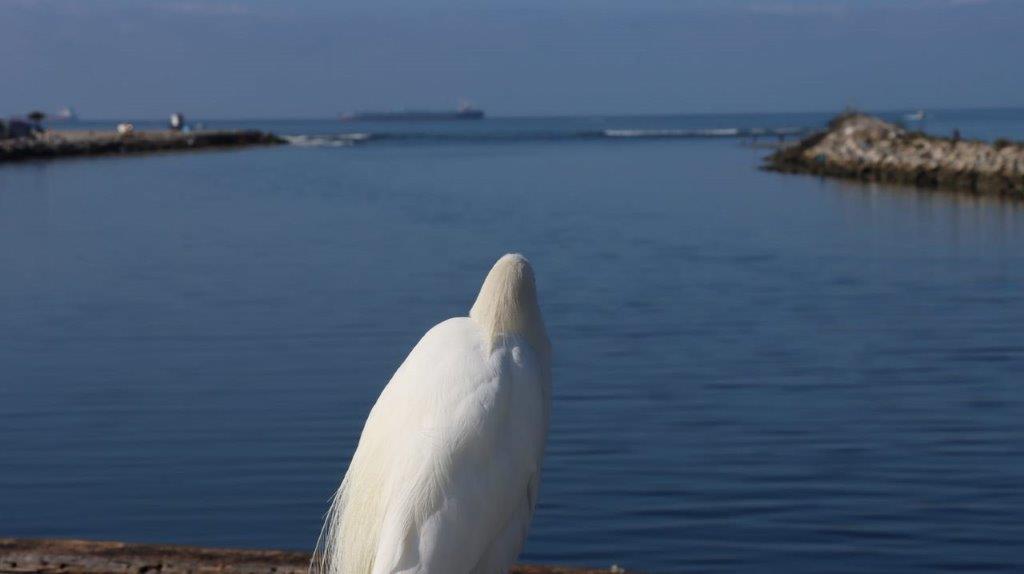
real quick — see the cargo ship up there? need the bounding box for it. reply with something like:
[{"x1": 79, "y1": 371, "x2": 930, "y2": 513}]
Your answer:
[{"x1": 340, "y1": 103, "x2": 484, "y2": 122}]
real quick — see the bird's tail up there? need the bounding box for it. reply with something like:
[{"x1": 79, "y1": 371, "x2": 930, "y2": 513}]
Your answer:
[
  {"x1": 310, "y1": 482, "x2": 344, "y2": 574},
  {"x1": 310, "y1": 462, "x2": 385, "y2": 574}
]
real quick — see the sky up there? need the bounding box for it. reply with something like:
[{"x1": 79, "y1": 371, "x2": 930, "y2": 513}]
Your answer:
[{"x1": 2, "y1": 0, "x2": 1022, "y2": 118}]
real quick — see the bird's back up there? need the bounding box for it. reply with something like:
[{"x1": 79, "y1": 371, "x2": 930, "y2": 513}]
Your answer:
[{"x1": 315, "y1": 316, "x2": 550, "y2": 574}]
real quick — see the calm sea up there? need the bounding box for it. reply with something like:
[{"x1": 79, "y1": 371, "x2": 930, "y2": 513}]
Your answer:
[{"x1": 2, "y1": 110, "x2": 1024, "y2": 573}]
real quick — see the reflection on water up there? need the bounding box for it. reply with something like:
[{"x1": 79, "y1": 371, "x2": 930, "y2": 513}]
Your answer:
[{"x1": 1, "y1": 117, "x2": 1024, "y2": 574}]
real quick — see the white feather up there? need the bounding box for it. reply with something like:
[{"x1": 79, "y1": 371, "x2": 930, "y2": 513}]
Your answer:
[{"x1": 313, "y1": 253, "x2": 552, "y2": 574}]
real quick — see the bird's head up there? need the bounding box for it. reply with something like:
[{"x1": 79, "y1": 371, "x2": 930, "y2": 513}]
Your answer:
[{"x1": 470, "y1": 253, "x2": 550, "y2": 362}]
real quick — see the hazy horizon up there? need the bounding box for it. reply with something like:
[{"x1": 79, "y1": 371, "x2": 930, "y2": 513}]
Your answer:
[
  {"x1": 4, "y1": 0, "x2": 1023, "y2": 119},
  {"x1": 44, "y1": 105, "x2": 1024, "y2": 123}
]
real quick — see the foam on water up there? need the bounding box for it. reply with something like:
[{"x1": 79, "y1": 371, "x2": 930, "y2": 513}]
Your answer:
[
  {"x1": 283, "y1": 135, "x2": 357, "y2": 147},
  {"x1": 282, "y1": 126, "x2": 807, "y2": 147},
  {"x1": 604, "y1": 128, "x2": 742, "y2": 138}
]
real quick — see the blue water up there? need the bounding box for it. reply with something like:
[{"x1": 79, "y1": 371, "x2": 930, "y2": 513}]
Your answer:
[{"x1": 2, "y1": 110, "x2": 1024, "y2": 573}]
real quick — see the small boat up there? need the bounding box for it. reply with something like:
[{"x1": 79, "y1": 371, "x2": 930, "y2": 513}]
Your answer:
[
  {"x1": 53, "y1": 107, "x2": 78, "y2": 121},
  {"x1": 904, "y1": 110, "x2": 926, "y2": 121}
]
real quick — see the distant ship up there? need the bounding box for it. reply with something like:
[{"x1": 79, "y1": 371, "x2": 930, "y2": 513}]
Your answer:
[
  {"x1": 904, "y1": 110, "x2": 927, "y2": 122},
  {"x1": 340, "y1": 103, "x2": 484, "y2": 122}
]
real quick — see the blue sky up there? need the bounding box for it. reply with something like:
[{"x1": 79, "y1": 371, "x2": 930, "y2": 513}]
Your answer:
[{"x1": 2, "y1": 0, "x2": 1022, "y2": 118}]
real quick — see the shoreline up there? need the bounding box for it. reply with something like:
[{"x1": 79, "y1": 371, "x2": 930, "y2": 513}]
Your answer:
[
  {"x1": 763, "y1": 113, "x2": 1024, "y2": 197},
  {"x1": 0, "y1": 538, "x2": 628, "y2": 574},
  {"x1": 0, "y1": 130, "x2": 286, "y2": 164}
]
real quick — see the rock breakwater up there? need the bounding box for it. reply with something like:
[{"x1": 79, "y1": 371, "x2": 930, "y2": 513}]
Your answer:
[
  {"x1": 0, "y1": 539, "x2": 630, "y2": 574},
  {"x1": 764, "y1": 113, "x2": 1024, "y2": 197},
  {"x1": 0, "y1": 130, "x2": 286, "y2": 164}
]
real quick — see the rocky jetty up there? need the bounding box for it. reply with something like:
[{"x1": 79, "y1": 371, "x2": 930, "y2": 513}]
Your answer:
[
  {"x1": 764, "y1": 113, "x2": 1024, "y2": 197},
  {"x1": 0, "y1": 539, "x2": 630, "y2": 574},
  {"x1": 0, "y1": 130, "x2": 286, "y2": 164}
]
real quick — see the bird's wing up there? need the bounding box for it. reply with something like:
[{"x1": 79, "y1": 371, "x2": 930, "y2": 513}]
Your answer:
[{"x1": 354, "y1": 317, "x2": 548, "y2": 574}]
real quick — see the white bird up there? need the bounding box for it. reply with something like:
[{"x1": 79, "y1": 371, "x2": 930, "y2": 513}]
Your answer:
[{"x1": 313, "y1": 253, "x2": 552, "y2": 574}]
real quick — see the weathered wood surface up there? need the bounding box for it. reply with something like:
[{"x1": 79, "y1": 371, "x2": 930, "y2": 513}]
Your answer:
[
  {"x1": 763, "y1": 113, "x2": 1024, "y2": 198},
  {"x1": 0, "y1": 539, "x2": 627, "y2": 574},
  {"x1": 0, "y1": 130, "x2": 286, "y2": 164}
]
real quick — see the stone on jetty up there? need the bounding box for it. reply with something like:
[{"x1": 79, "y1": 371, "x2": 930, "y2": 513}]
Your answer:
[
  {"x1": 0, "y1": 130, "x2": 286, "y2": 164},
  {"x1": 0, "y1": 539, "x2": 630, "y2": 574},
  {"x1": 764, "y1": 113, "x2": 1024, "y2": 197}
]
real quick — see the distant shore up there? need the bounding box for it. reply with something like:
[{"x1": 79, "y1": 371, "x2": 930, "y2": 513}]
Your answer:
[
  {"x1": 0, "y1": 538, "x2": 628, "y2": 574},
  {"x1": 0, "y1": 129, "x2": 286, "y2": 164},
  {"x1": 763, "y1": 113, "x2": 1024, "y2": 197}
]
